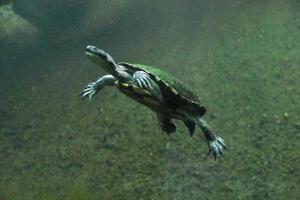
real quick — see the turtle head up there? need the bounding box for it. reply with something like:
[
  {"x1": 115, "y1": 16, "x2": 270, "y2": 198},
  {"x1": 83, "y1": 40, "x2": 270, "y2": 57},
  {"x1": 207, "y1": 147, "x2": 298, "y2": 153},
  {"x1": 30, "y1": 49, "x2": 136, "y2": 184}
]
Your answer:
[{"x1": 85, "y1": 45, "x2": 117, "y2": 75}]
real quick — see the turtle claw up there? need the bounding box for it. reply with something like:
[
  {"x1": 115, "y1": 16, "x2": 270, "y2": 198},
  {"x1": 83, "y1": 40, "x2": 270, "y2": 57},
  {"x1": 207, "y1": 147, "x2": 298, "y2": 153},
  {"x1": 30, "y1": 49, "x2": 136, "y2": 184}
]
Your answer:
[
  {"x1": 136, "y1": 79, "x2": 144, "y2": 88},
  {"x1": 133, "y1": 71, "x2": 153, "y2": 90},
  {"x1": 208, "y1": 137, "x2": 227, "y2": 160},
  {"x1": 81, "y1": 82, "x2": 97, "y2": 100}
]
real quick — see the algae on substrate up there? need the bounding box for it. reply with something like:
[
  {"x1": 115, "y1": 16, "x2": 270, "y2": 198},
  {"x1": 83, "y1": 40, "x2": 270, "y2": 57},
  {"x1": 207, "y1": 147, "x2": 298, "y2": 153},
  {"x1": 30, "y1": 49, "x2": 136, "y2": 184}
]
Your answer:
[
  {"x1": 0, "y1": 0, "x2": 299, "y2": 199},
  {"x1": 0, "y1": 3, "x2": 37, "y2": 39}
]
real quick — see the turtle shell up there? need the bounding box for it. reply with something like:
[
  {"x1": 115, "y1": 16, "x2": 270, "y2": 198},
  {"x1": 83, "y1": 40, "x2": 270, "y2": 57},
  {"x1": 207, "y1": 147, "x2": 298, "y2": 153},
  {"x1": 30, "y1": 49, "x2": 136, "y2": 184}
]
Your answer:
[{"x1": 119, "y1": 62, "x2": 207, "y2": 116}]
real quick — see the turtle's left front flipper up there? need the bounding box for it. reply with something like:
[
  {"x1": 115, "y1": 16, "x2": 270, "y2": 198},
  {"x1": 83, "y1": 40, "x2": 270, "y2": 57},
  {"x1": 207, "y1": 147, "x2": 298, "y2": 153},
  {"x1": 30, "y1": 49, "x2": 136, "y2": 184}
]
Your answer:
[{"x1": 81, "y1": 75, "x2": 117, "y2": 100}]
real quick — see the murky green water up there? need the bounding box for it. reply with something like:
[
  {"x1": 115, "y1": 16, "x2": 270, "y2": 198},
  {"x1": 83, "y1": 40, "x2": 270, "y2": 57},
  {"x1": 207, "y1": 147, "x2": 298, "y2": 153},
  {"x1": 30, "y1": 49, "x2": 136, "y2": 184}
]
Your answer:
[{"x1": 0, "y1": 0, "x2": 299, "y2": 199}]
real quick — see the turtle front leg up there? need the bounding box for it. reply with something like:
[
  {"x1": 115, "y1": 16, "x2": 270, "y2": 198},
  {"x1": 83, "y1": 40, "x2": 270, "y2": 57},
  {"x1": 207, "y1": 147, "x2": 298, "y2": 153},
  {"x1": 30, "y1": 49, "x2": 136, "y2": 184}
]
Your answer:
[
  {"x1": 196, "y1": 118, "x2": 227, "y2": 159},
  {"x1": 132, "y1": 71, "x2": 163, "y2": 102},
  {"x1": 81, "y1": 75, "x2": 117, "y2": 100}
]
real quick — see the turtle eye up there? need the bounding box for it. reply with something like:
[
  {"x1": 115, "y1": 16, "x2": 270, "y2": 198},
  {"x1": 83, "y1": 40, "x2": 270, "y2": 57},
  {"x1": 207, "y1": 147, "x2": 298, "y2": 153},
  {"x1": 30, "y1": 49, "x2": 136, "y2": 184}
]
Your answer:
[
  {"x1": 86, "y1": 45, "x2": 97, "y2": 53},
  {"x1": 92, "y1": 47, "x2": 98, "y2": 52}
]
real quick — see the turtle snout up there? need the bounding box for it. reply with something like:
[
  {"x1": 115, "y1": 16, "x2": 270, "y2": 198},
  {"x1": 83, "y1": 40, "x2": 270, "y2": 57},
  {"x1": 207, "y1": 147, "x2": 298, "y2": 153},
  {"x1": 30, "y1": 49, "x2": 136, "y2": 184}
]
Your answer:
[
  {"x1": 86, "y1": 45, "x2": 98, "y2": 53},
  {"x1": 86, "y1": 45, "x2": 107, "y2": 58}
]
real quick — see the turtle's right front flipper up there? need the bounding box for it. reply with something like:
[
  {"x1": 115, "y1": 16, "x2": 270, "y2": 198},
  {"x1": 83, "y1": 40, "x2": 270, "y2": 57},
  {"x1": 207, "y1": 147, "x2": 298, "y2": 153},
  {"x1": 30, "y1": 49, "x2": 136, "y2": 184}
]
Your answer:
[
  {"x1": 132, "y1": 70, "x2": 163, "y2": 102},
  {"x1": 81, "y1": 74, "x2": 117, "y2": 100}
]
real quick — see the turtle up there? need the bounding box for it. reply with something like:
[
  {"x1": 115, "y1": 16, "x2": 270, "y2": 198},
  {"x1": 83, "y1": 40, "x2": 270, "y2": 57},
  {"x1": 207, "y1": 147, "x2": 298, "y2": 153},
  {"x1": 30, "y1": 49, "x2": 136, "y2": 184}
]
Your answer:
[{"x1": 81, "y1": 45, "x2": 227, "y2": 159}]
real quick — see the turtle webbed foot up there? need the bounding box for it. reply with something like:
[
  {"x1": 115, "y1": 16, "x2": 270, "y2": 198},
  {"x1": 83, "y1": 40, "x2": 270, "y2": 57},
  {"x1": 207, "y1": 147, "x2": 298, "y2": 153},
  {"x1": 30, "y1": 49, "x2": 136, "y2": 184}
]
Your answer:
[
  {"x1": 81, "y1": 82, "x2": 97, "y2": 100},
  {"x1": 208, "y1": 136, "x2": 227, "y2": 160}
]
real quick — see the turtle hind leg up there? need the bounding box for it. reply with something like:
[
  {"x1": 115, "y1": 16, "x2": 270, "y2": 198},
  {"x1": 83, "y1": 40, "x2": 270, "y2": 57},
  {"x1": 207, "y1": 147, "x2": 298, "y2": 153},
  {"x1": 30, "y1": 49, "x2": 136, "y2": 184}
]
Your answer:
[
  {"x1": 196, "y1": 118, "x2": 227, "y2": 159},
  {"x1": 184, "y1": 121, "x2": 196, "y2": 136},
  {"x1": 157, "y1": 114, "x2": 176, "y2": 134}
]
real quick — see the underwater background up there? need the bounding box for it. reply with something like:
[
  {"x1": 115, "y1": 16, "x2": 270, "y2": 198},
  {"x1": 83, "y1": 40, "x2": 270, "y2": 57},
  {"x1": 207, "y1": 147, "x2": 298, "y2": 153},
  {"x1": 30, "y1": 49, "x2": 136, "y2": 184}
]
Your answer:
[{"x1": 0, "y1": 0, "x2": 299, "y2": 199}]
